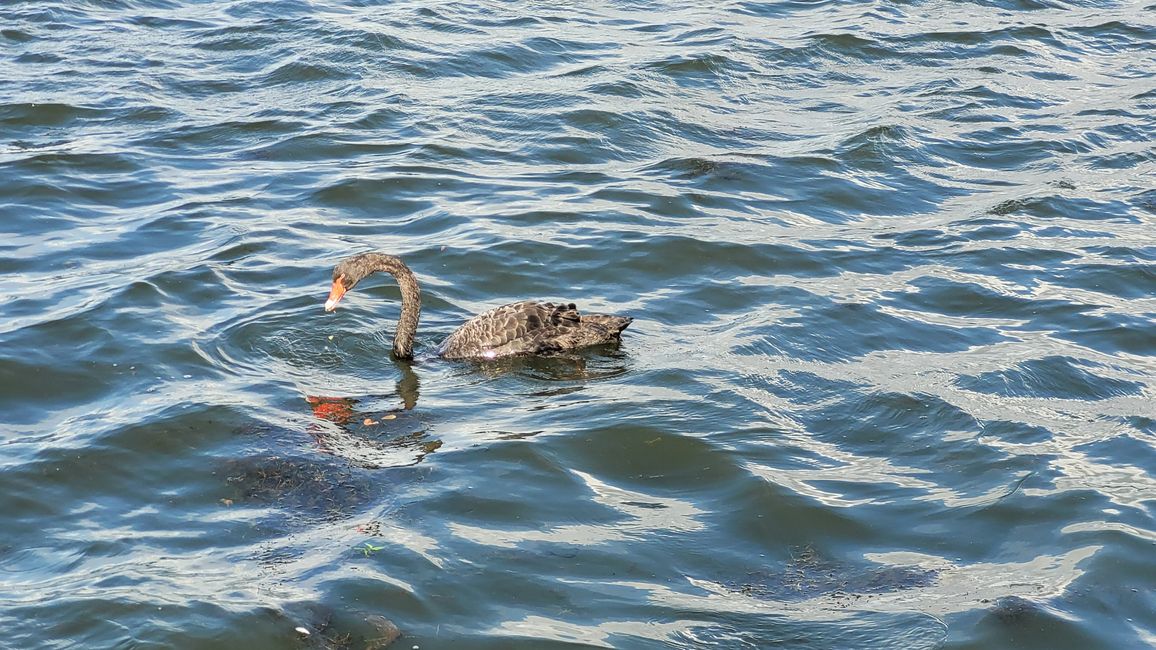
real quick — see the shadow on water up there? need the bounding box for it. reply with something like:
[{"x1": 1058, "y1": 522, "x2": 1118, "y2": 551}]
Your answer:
[{"x1": 722, "y1": 545, "x2": 940, "y2": 608}]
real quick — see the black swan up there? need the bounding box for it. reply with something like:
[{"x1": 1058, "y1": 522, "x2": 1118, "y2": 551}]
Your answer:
[{"x1": 323, "y1": 253, "x2": 632, "y2": 360}]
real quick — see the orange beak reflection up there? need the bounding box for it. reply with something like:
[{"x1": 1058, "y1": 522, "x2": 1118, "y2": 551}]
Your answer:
[{"x1": 324, "y1": 280, "x2": 347, "y2": 312}]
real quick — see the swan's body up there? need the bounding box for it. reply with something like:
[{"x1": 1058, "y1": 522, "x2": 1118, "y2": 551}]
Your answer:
[{"x1": 324, "y1": 253, "x2": 632, "y2": 360}]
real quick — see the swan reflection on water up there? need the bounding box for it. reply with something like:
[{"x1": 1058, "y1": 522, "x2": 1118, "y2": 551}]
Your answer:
[
  {"x1": 304, "y1": 341, "x2": 633, "y2": 468},
  {"x1": 305, "y1": 361, "x2": 439, "y2": 469}
]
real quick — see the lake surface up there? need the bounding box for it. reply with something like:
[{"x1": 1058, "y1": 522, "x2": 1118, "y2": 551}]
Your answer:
[{"x1": 2, "y1": 1, "x2": 1154, "y2": 648}]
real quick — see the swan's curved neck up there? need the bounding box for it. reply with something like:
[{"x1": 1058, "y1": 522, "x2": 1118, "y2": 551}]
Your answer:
[{"x1": 363, "y1": 253, "x2": 421, "y2": 359}]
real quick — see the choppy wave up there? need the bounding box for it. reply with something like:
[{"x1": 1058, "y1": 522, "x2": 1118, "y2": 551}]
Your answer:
[{"x1": 1, "y1": 0, "x2": 1153, "y2": 647}]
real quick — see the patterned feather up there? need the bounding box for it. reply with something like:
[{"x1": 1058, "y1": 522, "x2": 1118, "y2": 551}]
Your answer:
[{"x1": 438, "y1": 301, "x2": 632, "y2": 359}]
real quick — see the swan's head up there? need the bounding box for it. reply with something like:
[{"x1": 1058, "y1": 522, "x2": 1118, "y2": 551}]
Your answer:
[{"x1": 324, "y1": 257, "x2": 368, "y2": 312}]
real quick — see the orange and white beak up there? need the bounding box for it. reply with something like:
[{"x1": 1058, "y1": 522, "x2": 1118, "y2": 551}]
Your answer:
[{"x1": 324, "y1": 279, "x2": 347, "y2": 312}]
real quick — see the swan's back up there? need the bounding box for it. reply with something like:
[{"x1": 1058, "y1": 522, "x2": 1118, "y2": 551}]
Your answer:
[{"x1": 438, "y1": 301, "x2": 632, "y2": 360}]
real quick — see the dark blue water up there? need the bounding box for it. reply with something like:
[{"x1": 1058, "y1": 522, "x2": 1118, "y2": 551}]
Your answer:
[{"x1": 2, "y1": 1, "x2": 1154, "y2": 648}]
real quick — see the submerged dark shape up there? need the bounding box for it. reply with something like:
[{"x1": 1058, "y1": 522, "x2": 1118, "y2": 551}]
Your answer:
[{"x1": 324, "y1": 252, "x2": 632, "y2": 360}]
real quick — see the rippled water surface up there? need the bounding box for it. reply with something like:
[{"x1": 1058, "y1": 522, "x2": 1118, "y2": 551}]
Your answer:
[{"x1": 3, "y1": 1, "x2": 1155, "y2": 648}]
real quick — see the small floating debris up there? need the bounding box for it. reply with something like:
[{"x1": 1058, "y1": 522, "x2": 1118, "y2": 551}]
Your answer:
[
  {"x1": 364, "y1": 418, "x2": 378, "y2": 426},
  {"x1": 358, "y1": 542, "x2": 384, "y2": 557},
  {"x1": 382, "y1": 414, "x2": 396, "y2": 420},
  {"x1": 294, "y1": 626, "x2": 310, "y2": 637}
]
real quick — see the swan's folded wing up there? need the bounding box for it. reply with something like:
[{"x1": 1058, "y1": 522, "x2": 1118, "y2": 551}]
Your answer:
[
  {"x1": 438, "y1": 301, "x2": 573, "y2": 358},
  {"x1": 438, "y1": 301, "x2": 631, "y2": 359}
]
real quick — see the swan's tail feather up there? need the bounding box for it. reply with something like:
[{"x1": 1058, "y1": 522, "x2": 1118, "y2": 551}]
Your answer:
[{"x1": 582, "y1": 314, "x2": 633, "y2": 335}]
